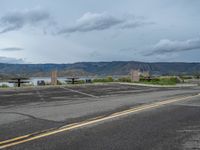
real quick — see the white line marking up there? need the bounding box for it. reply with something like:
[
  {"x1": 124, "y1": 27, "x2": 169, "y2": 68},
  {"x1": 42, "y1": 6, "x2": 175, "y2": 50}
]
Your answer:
[
  {"x1": 177, "y1": 129, "x2": 200, "y2": 132},
  {"x1": 36, "y1": 90, "x2": 45, "y2": 101},
  {"x1": 61, "y1": 87, "x2": 98, "y2": 98}
]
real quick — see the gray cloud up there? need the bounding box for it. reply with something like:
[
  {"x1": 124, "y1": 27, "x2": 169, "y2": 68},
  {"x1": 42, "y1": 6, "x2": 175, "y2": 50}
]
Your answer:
[
  {"x1": 58, "y1": 12, "x2": 152, "y2": 34},
  {"x1": 0, "y1": 56, "x2": 25, "y2": 64},
  {"x1": 119, "y1": 47, "x2": 135, "y2": 52},
  {"x1": 0, "y1": 8, "x2": 51, "y2": 33},
  {"x1": 145, "y1": 38, "x2": 200, "y2": 56},
  {"x1": 0, "y1": 47, "x2": 23, "y2": 51},
  {"x1": 120, "y1": 21, "x2": 154, "y2": 29}
]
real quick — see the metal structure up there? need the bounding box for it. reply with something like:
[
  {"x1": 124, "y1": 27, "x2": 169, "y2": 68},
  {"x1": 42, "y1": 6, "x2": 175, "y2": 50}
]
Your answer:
[
  {"x1": 9, "y1": 78, "x2": 29, "y2": 87},
  {"x1": 66, "y1": 77, "x2": 79, "y2": 84}
]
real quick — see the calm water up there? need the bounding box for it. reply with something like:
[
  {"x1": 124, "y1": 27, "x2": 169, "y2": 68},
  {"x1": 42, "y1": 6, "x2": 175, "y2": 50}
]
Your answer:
[
  {"x1": 0, "y1": 76, "x2": 121, "y2": 87},
  {"x1": 0, "y1": 77, "x2": 94, "y2": 87}
]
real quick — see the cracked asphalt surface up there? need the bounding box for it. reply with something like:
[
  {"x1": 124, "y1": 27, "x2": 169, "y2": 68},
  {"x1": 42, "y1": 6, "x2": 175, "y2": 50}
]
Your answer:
[{"x1": 0, "y1": 83, "x2": 200, "y2": 150}]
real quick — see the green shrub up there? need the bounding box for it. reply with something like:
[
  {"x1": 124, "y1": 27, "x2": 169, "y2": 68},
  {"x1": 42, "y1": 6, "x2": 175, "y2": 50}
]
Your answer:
[
  {"x1": 20, "y1": 83, "x2": 34, "y2": 87},
  {"x1": 139, "y1": 77, "x2": 178, "y2": 85},
  {"x1": 76, "y1": 80, "x2": 85, "y2": 84},
  {"x1": 107, "y1": 76, "x2": 114, "y2": 82},
  {"x1": 118, "y1": 77, "x2": 131, "y2": 82},
  {"x1": 193, "y1": 72, "x2": 200, "y2": 79},
  {"x1": 179, "y1": 76, "x2": 193, "y2": 80},
  {"x1": 93, "y1": 76, "x2": 114, "y2": 83},
  {"x1": 0, "y1": 84, "x2": 9, "y2": 88}
]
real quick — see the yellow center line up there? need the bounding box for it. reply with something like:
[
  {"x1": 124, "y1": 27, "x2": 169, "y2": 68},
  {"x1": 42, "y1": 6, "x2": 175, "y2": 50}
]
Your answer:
[
  {"x1": 0, "y1": 93, "x2": 200, "y2": 149},
  {"x1": 0, "y1": 135, "x2": 30, "y2": 145}
]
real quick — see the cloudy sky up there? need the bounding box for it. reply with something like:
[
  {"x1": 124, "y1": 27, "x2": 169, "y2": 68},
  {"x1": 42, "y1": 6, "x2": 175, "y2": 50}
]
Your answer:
[{"x1": 0, "y1": 0, "x2": 200, "y2": 64}]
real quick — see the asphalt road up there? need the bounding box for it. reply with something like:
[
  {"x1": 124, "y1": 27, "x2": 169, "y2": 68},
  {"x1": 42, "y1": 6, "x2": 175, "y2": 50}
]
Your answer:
[{"x1": 0, "y1": 83, "x2": 200, "y2": 150}]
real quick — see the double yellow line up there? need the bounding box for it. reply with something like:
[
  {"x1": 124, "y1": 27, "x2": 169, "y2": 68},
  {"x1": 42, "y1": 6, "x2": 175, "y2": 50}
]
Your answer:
[{"x1": 0, "y1": 93, "x2": 200, "y2": 149}]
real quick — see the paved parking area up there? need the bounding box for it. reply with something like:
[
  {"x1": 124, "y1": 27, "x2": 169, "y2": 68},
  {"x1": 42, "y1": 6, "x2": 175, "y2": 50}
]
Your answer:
[
  {"x1": 0, "y1": 83, "x2": 200, "y2": 149},
  {"x1": 0, "y1": 83, "x2": 162, "y2": 106}
]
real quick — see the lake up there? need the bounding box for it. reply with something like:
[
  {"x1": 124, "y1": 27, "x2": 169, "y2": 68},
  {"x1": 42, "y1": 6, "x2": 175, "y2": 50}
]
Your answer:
[{"x1": 0, "y1": 77, "x2": 95, "y2": 87}]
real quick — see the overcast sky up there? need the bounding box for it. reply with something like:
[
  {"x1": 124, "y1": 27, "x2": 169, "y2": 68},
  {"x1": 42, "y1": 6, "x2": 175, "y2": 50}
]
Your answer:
[{"x1": 0, "y1": 0, "x2": 200, "y2": 64}]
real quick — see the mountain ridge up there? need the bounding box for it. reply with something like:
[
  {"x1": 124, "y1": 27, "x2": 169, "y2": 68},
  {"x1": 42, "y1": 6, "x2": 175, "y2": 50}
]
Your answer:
[{"x1": 0, "y1": 61, "x2": 200, "y2": 77}]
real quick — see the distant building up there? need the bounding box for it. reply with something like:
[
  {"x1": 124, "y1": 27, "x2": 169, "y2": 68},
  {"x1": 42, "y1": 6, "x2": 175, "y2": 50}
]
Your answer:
[
  {"x1": 51, "y1": 70, "x2": 57, "y2": 85},
  {"x1": 130, "y1": 70, "x2": 140, "y2": 82},
  {"x1": 130, "y1": 70, "x2": 151, "y2": 82}
]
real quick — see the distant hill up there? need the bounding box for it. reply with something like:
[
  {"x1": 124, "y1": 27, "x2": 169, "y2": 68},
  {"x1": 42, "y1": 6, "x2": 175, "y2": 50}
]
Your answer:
[{"x1": 0, "y1": 61, "x2": 200, "y2": 77}]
